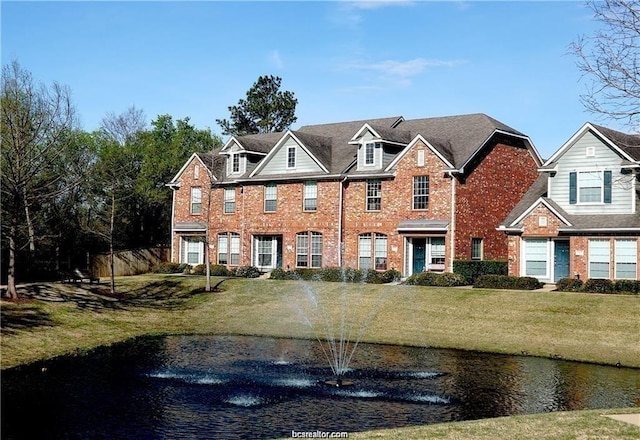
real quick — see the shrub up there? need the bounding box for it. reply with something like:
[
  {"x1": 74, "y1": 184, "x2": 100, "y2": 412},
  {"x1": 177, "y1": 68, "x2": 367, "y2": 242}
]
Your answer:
[
  {"x1": 614, "y1": 279, "x2": 640, "y2": 294},
  {"x1": 403, "y1": 272, "x2": 465, "y2": 287},
  {"x1": 269, "y1": 267, "x2": 287, "y2": 280},
  {"x1": 153, "y1": 262, "x2": 189, "y2": 274},
  {"x1": 453, "y1": 260, "x2": 508, "y2": 284},
  {"x1": 235, "y1": 266, "x2": 261, "y2": 278},
  {"x1": 583, "y1": 278, "x2": 615, "y2": 294},
  {"x1": 362, "y1": 269, "x2": 382, "y2": 284},
  {"x1": 474, "y1": 274, "x2": 542, "y2": 290},
  {"x1": 191, "y1": 264, "x2": 207, "y2": 275},
  {"x1": 555, "y1": 277, "x2": 584, "y2": 292},
  {"x1": 320, "y1": 267, "x2": 345, "y2": 282},
  {"x1": 380, "y1": 269, "x2": 402, "y2": 284}
]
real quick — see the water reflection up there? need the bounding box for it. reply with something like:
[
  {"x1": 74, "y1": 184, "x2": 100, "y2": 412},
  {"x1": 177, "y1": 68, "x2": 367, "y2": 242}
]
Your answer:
[{"x1": 2, "y1": 335, "x2": 638, "y2": 440}]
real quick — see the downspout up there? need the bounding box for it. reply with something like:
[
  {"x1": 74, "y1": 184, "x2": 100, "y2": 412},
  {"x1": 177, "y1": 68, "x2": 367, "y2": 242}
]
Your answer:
[
  {"x1": 338, "y1": 176, "x2": 347, "y2": 267},
  {"x1": 169, "y1": 185, "x2": 177, "y2": 262},
  {"x1": 448, "y1": 172, "x2": 456, "y2": 273}
]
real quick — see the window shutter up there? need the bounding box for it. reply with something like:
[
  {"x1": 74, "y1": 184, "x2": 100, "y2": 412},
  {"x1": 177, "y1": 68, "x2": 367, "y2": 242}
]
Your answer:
[
  {"x1": 569, "y1": 172, "x2": 577, "y2": 204},
  {"x1": 604, "y1": 170, "x2": 612, "y2": 203}
]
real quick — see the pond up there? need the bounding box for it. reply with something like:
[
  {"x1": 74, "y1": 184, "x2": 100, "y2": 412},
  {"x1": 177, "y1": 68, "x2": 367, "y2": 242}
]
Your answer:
[{"x1": 2, "y1": 335, "x2": 639, "y2": 439}]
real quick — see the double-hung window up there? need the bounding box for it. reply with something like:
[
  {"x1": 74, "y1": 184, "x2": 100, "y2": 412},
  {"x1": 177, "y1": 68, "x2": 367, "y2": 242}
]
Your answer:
[
  {"x1": 589, "y1": 239, "x2": 610, "y2": 279},
  {"x1": 296, "y1": 232, "x2": 323, "y2": 268},
  {"x1": 570, "y1": 170, "x2": 612, "y2": 204},
  {"x1": 358, "y1": 233, "x2": 387, "y2": 270},
  {"x1": 190, "y1": 187, "x2": 202, "y2": 214},
  {"x1": 303, "y1": 181, "x2": 317, "y2": 212},
  {"x1": 365, "y1": 143, "x2": 376, "y2": 165},
  {"x1": 232, "y1": 154, "x2": 240, "y2": 173},
  {"x1": 413, "y1": 176, "x2": 429, "y2": 210},
  {"x1": 615, "y1": 239, "x2": 637, "y2": 279},
  {"x1": 182, "y1": 237, "x2": 204, "y2": 265},
  {"x1": 218, "y1": 232, "x2": 240, "y2": 265},
  {"x1": 287, "y1": 146, "x2": 296, "y2": 168},
  {"x1": 264, "y1": 183, "x2": 277, "y2": 212},
  {"x1": 471, "y1": 238, "x2": 483, "y2": 261},
  {"x1": 224, "y1": 188, "x2": 235, "y2": 214},
  {"x1": 524, "y1": 239, "x2": 548, "y2": 277},
  {"x1": 366, "y1": 179, "x2": 381, "y2": 211}
]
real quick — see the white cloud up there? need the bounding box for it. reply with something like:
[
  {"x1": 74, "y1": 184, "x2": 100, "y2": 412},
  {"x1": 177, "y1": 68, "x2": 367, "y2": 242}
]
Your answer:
[
  {"x1": 346, "y1": 57, "x2": 464, "y2": 86},
  {"x1": 268, "y1": 50, "x2": 284, "y2": 69},
  {"x1": 345, "y1": 0, "x2": 415, "y2": 10}
]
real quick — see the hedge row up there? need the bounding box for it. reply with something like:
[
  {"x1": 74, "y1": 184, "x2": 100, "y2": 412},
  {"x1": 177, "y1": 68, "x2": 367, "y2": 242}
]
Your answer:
[
  {"x1": 152, "y1": 263, "x2": 261, "y2": 278},
  {"x1": 556, "y1": 277, "x2": 640, "y2": 294},
  {"x1": 453, "y1": 260, "x2": 508, "y2": 284},
  {"x1": 403, "y1": 272, "x2": 466, "y2": 287},
  {"x1": 269, "y1": 267, "x2": 401, "y2": 284},
  {"x1": 473, "y1": 274, "x2": 544, "y2": 290}
]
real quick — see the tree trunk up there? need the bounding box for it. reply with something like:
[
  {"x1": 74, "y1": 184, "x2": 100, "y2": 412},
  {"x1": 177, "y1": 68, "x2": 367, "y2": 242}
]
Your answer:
[
  {"x1": 23, "y1": 186, "x2": 35, "y2": 253},
  {"x1": 109, "y1": 191, "x2": 116, "y2": 295},
  {"x1": 6, "y1": 219, "x2": 18, "y2": 299}
]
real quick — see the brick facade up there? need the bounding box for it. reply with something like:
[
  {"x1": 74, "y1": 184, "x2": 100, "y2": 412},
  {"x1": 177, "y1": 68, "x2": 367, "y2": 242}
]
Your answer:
[{"x1": 169, "y1": 115, "x2": 542, "y2": 276}]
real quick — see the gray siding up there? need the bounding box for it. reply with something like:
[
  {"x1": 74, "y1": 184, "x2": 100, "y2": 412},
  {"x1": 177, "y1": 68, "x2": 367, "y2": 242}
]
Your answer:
[
  {"x1": 549, "y1": 131, "x2": 634, "y2": 214},
  {"x1": 258, "y1": 136, "x2": 323, "y2": 175},
  {"x1": 357, "y1": 132, "x2": 383, "y2": 170}
]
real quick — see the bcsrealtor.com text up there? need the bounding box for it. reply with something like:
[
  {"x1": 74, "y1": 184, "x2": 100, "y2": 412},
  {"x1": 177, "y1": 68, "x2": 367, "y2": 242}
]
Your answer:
[{"x1": 291, "y1": 430, "x2": 349, "y2": 438}]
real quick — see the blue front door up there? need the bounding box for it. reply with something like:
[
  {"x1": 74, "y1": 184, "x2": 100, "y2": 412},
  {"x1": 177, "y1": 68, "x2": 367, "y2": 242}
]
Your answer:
[
  {"x1": 554, "y1": 241, "x2": 570, "y2": 282},
  {"x1": 413, "y1": 238, "x2": 426, "y2": 274}
]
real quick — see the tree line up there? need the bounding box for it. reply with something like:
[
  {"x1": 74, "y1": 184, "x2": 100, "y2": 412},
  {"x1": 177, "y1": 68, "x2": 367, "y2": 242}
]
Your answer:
[{"x1": 1, "y1": 61, "x2": 223, "y2": 297}]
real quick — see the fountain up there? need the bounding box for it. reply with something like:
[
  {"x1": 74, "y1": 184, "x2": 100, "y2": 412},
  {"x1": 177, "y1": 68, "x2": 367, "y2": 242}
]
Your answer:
[{"x1": 294, "y1": 270, "x2": 389, "y2": 387}]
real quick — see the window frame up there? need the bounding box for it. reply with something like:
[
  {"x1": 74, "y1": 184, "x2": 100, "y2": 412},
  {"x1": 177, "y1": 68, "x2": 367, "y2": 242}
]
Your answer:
[
  {"x1": 295, "y1": 231, "x2": 323, "y2": 268},
  {"x1": 303, "y1": 181, "x2": 317, "y2": 212},
  {"x1": 358, "y1": 233, "x2": 387, "y2": 271},
  {"x1": 366, "y1": 179, "x2": 382, "y2": 211},
  {"x1": 588, "y1": 239, "x2": 611, "y2": 279},
  {"x1": 412, "y1": 175, "x2": 429, "y2": 210},
  {"x1": 287, "y1": 146, "x2": 296, "y2": 169},
  {"x1": 190, "y1": 187, "x2": 202, "y2": 215},
  {"x1": 181, "y1": 236, "x2": 204, "y2": 265},
  {"x1": 471, "y1": 238, "x2": 483, "y2": 261},
  {"x1": 264, "y1": 183, "x2": 277, "y2": 212},
  {"x1": 523, "y1": 238, "x2": 549, "y2": 278},
  {"x1": 615, "y1": 239, "x2": 637, "y2": 280},
  {"x1": 224, "y1": 187, "x2": 236, "y2": 214}
]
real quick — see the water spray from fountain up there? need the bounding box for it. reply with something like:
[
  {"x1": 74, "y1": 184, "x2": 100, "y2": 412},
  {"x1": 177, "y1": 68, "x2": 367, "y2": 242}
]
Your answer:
[{"x1": 295, "y1": 269, "x2": 390, "y2": 386}]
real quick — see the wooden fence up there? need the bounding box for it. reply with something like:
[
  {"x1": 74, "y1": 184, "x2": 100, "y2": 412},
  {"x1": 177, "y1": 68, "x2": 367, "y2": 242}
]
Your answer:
[{"x1": 91, "y1": 247, "x2": 170, "y2": 277}]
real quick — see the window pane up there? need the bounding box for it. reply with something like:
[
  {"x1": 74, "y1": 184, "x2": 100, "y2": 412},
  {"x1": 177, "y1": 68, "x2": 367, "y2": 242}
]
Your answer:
[
  {"x1": 413, "y1": 176, "x2": 429, "y2": 210},
  {"x1": 589, "y1": 239, "x2": 610, "y2": 278},
  {"x1": 366, "y1": 180, "x2": 381, "y2": 211},
  {"x1": 304, "y1": 182, "x2": 317, "y2": 211},
  {"x1": 288, "y1": 147, "x2": 296, "y2": 168},
  {"x1": 472, "y1": 238, "x2": 482, "y2": 260},
  {"x1": 365, "y1": 143, "x2": 375, "y2": 165},
  {"x1": 431, "y1": 238, "x2": 445, "y2": 264},
  {"x1": 265, "y1": 183, "x2": 277, "y2": 212},
  {"x1": 265, "y1": 200, "x2": 277, "y2": 212},
  {"x1": 616, "y1": 239, "x2": 637, "y2": 279},
  {"x1": 525, "y1": 239, "x2": 547, "y2": 276},
  {"x1": 579, "y1": 171, "x2": 602, "y2": 203},
  {"x1": 230, "y1": 234, "x2": 240, "y2": 265},
  {"x1": 191, "y1": 188, "x2": 202, "y2": 214}
]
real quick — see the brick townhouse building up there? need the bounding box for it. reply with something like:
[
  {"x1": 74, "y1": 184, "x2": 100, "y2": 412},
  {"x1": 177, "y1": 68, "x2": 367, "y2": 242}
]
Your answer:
[{"x1": 168, "y1": 113, "x2": 542, "y2": 277}]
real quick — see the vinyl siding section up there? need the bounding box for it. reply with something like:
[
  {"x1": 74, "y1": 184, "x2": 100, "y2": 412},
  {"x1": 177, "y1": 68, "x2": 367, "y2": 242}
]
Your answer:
[
  {"x1": 548, "y1": 131, "x2": 634, "y2": 215},
  {"x1": 258, "y1": 136, "x2": 324, "y2": 175}
]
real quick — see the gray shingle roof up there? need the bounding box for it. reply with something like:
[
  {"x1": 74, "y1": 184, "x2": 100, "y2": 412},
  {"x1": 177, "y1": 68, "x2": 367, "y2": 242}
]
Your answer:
[
  {"x1": 500, "y1": 174, "x2": 640, "y2": 231},
  {"x1": 591, "y1": 123, "x2": 640, "y2": 161},
  {"x1": 196, "y1": 151, "x2": 226, "y2": 178}
]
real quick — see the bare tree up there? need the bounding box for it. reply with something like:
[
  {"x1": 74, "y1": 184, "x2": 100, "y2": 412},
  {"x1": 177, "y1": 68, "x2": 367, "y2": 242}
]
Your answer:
[
  {"x1": 100, "y1": 105, "x2": 146, "y2": 146},
  {"x1": 1, "y1": 61, "x2": 77, "y2": 298},
  {"x1": 570, "y1": 0, "x2": 640, "y2": 129}
]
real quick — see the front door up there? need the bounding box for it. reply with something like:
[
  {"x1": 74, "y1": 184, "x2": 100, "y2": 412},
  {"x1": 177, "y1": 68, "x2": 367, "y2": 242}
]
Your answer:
[
  {"x1": 413, "y1": 238, "x2": 426, "y2": 274},
  {"x1": 254, "y1": 235, "x2": 283, "y2": 271},
  {"x1": 554, "y1": 241, "x2": 570, "y2": 282}
]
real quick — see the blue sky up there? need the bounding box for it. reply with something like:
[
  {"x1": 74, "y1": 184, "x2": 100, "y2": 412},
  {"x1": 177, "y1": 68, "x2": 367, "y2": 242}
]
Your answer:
[{"x1": 1, "y1": 1, "x2": 613, "y2": 159}]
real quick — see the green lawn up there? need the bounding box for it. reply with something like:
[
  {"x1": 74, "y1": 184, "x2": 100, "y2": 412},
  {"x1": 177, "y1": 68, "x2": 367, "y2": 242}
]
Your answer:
[
  {"x1": 2, "y1": 274, "x2": 639, "y2": 369},
  {"x1": 2, "y1": 274, "x2": 638, "y2": 438}
]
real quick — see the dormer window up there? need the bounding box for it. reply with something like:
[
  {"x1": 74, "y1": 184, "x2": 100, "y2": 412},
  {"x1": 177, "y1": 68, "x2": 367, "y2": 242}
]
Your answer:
[
  {"x1": 232, "y1": 154, "x2": 240, "y2": 173},
  {"x1": 365, "y1": 143, "x2": 375, "y2": 165},
  {"x1": 228, "y1": 152, "x2": 245, "y2": 175}
]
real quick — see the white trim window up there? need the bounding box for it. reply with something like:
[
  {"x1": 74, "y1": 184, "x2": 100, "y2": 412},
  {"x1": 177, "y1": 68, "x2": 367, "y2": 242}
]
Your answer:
[
  {"x1": 303, "y1": 181, "x2": 317, "y2": 212},
  {"x1": 471, "y1": 238, "x2": 483, "y2": 261},
  {"x1": 366, "y1": 179, "x2": 381, "y2": 211},
  {"x1": 190, "y1": 187, "x2": 202, "y2": 214},
  {"x1": 264, "y1": 183, "x2": 277, "y2": 212},
  {"x1": 413, "y1": 176, "x2": 429, "y2": 210},
  {"x1": 287, "y1": 146, "x2": 296, "y2": 169},
  {"x1": 224, "y1": 188, "x2": 235, "y2": 214},
  {"x1": 181, "y1": 237, "x2": 204, "y2": 265},
  {"x1": 364, "y1": 142, "x2": 378, "y2": 166},
  {"x1": 570, "y1": 170, "x2": 612, "y2": 205},
  {"x1": 524, "y1": 239, "x2": 548, "y2": 277},
  {"x1": 358, "y1": 233, "x2": 387, "y2": 270},
  {"x1": 218, "y1": 232, "x2": 240, "y2": 265},
  {"x1": 296, "y1": 231, "x2": 323, "y2": 268},
  {"x1": 615, "y1": 239, "x2": 637, "y2": 280},
  {"x1": 589, "y1": 239, "x2": 611, "y2": 279}
]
